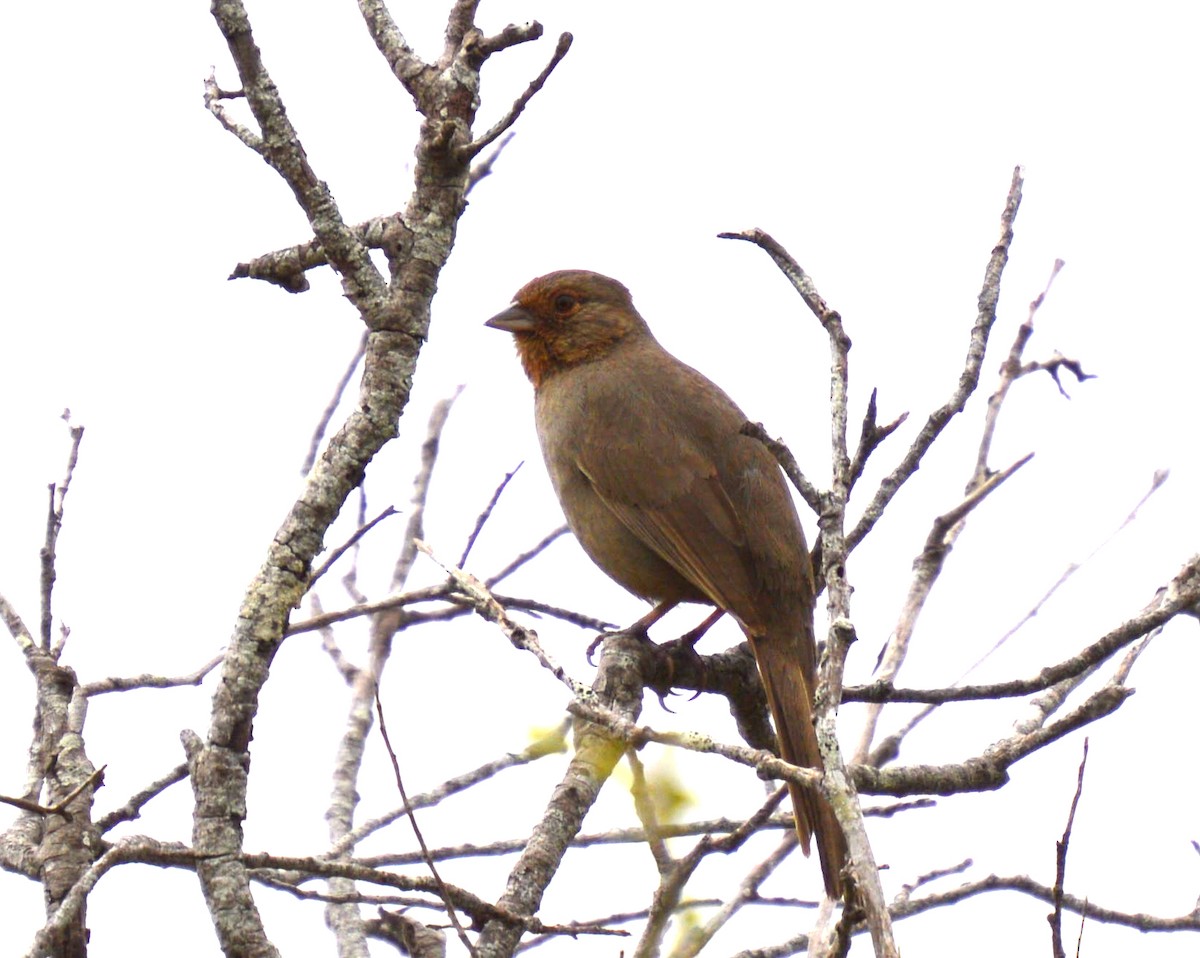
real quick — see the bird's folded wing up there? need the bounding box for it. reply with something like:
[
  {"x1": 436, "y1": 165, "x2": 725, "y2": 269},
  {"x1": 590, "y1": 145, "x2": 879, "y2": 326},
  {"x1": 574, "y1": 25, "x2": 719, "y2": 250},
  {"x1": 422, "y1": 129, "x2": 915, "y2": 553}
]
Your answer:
[{"x1": 577, "y1": 444, "x2": 766, "y2": 632}]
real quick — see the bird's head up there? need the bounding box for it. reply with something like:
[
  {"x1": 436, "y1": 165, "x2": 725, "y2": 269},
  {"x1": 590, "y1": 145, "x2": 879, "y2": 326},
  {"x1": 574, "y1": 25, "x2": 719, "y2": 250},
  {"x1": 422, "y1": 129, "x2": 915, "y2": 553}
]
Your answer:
[{"x1": 485, "y1": 270, "x2": 652, "y2": 388}]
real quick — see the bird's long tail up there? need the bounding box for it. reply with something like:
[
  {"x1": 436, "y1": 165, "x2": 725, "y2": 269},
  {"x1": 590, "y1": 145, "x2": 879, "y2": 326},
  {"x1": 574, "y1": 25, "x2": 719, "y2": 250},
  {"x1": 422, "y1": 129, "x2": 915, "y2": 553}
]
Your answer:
[{"x1": 747, "y1": 630, "x2": 848, "y2": 898}]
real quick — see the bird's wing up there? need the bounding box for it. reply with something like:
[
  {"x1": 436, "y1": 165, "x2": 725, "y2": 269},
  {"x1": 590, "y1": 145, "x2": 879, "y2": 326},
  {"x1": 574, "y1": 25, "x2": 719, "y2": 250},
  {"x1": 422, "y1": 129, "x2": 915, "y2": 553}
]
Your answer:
[{"x1": 571, "y1": 374, "x2": 768, "y2": 629}]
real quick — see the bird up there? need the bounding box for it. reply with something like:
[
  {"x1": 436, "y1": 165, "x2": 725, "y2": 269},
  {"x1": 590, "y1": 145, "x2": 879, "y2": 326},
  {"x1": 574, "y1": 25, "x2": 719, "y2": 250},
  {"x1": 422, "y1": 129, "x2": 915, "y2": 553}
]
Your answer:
[{"x1": 485, "y1": 269, "x2": 848, "y2": 897}]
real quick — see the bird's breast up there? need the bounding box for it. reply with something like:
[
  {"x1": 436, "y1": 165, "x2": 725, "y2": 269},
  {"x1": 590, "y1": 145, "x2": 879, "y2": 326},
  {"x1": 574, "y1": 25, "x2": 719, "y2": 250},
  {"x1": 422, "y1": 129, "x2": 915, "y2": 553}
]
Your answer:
[{"x1": 533, "y1": 367, "x2": 707, "y2": 605}]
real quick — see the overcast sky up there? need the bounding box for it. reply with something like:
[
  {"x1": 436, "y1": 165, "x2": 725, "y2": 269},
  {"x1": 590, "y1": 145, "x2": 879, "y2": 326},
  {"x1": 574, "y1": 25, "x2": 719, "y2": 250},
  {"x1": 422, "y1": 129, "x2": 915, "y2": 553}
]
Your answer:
[{"x1": 2, "y1": 3, "x2": 1197, "y2": 956}]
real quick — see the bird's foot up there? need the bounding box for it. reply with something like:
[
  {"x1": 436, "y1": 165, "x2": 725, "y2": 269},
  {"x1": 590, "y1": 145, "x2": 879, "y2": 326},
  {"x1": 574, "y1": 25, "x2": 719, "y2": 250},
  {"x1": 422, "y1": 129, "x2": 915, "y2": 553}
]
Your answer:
[
  {"x1": 585, "y1": 621, "x2": 655, "y2": 665},
  {"x1": 647, "y1": 609, "x2": 725, "y2": 707},
  {"x1": 653, "y1": 635, "x2": 708, "y2": 705},
  {"x1": 661, "y1": 608, "x2": 725, "y2": 700},
  {"x1": 586, "y1": 601, "x2": 677, "y2": 665}
]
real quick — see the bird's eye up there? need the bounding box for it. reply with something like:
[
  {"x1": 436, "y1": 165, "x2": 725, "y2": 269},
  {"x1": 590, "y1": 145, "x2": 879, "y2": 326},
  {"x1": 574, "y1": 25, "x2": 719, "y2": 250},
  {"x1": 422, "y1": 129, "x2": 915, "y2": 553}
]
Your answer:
[{"x1": 553, "y1": 293, "x2": 577, "y2": 315}]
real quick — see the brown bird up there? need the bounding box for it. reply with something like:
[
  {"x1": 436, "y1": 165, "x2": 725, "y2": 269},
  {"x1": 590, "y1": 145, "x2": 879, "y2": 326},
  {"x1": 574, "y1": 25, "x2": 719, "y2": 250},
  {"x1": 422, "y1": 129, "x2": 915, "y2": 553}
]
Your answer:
[{"x1": 486, "y1": 269, "x2": 848, "y2": 897}]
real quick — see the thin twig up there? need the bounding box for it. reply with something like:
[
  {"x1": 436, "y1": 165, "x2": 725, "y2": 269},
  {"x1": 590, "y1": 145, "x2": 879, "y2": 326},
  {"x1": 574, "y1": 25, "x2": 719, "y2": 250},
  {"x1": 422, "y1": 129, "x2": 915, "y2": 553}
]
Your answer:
[
  {"x1": 302, "y1": 332, "x2": 368, "y2": 474},
  {"x1": 95, "y1": 763, "x2": 190, "y2": 832},
  {"x1": 40, "y1": 418, "x2": 84, "y2": 649},
  {"x1": 374, "y1": 689, "x2": 475, "y2": 955},
  {"x1": 847, "y1": 389, "x2": 909, "y2": 492},
  {"x1": 342, "y1": 487, "x2": 371, "y2": 604},
  {"x1": 81, "y1": 655, "x2": 224, "y2": 696},
  {"x1": 414, "y1": 540, "x2": 587, "y2": 694},
  {"x1": 722, "y1": 225, "x2": 890, "y2": 948},
  {"x1": 848, "y1": 167, "x2": 1025, "y2": 553},
  {"x1": 459, "y1": 463, "x2": 523, "y2": 567},
  {"x1": 0, "y1": 592, "x2": 35, "y2": 651},
  {"x1": 463, "y1": 32, "x2": 574, "y2": 159},
  {"x1": 329, "y1": 721, "x2": 569, "y2": 858},
  {"x1": 739, "y1": 422, "x2": 822, "y2": 515},
  {"x1": 888, "y1": 872, "x2": 1199, "y2": 932},
  {"x1": 960, "y1": 468, "x2": 1169, "y2": 675},
  {"x1": 485, "y1": 526, "x2": 569, "y2": 587},
  {"x1": 308, "y1": 505, "x2": 399, "y2": 590},
  {"x1": 976, "y1": 259, "x2": 1066, "y2": 480},
  {"x1": 285, "y1": 584, "x2": 613, "y2": 636},
  {"x1": 392, "y1": 388, "x2": 465, "y2": 592},
  {"x1": 626, "y1": 751, "x2": 673, "y2": 876},
  {"x1": 359, "y1": 798, "x2": 925, "y2": 868},
  {"x1": 466, "y1": 132, "x2": 516, "y2": 194},
  {"x1": 1, "y1": 765, "x2": 106, "y2": 819},
  {"x1": 854, "y1": 246, "x2": 1065, "y2": 764},
  {"x1": 667, "y1": 798, "x2": 797, "y2": 958},
  {"x1": 1050, "y1": 739, "x2": 1089, "y2": 958},
  {"x1": 312, "y1": 594, "x2": 361, "y2": 684}
]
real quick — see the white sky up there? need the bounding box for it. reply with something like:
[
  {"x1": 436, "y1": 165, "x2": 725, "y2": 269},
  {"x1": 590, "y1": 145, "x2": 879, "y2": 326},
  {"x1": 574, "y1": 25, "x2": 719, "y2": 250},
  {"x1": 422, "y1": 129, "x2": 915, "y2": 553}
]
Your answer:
[{"x1": 2, "y1": 2, "x2": 1198, "y2": 956}]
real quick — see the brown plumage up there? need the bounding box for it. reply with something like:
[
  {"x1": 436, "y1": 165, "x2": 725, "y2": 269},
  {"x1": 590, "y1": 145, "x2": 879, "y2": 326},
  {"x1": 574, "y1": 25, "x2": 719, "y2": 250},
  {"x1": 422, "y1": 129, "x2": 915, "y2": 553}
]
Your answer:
[{"x1": 486, "y1": 269, "x2": 848, "y2": 897}]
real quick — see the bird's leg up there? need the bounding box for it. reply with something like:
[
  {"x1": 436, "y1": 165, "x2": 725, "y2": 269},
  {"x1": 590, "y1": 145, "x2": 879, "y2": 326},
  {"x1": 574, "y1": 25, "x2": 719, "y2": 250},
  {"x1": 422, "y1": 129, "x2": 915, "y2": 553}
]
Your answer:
[
  {"x1": 586, "y1": 600, "x2": 678, "y2": 663},
  {"x1": 678, "y1": 608, "x2": 724, "y2": 647},
  {"x1": 646, "y1": 607, "x2": 728, "y2": 711},
  {"x1": 631, "y1": 600, "x2": 678, "y2": 635},
  {"x1": 668, "y1": 608, "x2": 725, "y2": 701}
]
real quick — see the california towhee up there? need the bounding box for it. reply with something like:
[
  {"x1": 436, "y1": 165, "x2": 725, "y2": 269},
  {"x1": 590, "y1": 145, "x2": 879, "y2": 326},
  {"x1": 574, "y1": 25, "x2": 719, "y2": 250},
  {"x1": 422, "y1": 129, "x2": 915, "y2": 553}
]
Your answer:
[{"x1": 486, "y1": 269, "x2": 848, "y2": 897}]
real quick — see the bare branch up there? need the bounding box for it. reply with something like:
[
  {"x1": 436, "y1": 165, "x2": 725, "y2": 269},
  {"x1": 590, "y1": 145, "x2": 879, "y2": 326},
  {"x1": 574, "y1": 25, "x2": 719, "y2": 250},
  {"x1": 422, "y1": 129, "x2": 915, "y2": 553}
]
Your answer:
[
  {"x1": 285, "y1": 583, "x2": 612, "y2": 637},
  {"x1": 739, "y1": 422, "x2": 822, "y2": 515},
  {"x1": 848, "y1": 166, "x2": 1025, "y2": 552},
  {"x1": 330, "y1": 723, "x2": 569, "y2": 857},
  {"x1": 485, "y1": 526, "x2": 569, "y2": 588},
  {"x1": 1050, "y1": 740, "x2": 1089, "y2": 958},
  {"x1": 228, "y1": 214, "x2": 409, "y2": 292},
  {"x1": 210, "y1": 0, "x2": 388, "y2": 315},
  {"x1": 3, "y1": 765, "x2": 106, "y2": 819},
  {"x1": 40, "y1": 418, "x2": 84, "y2": 649},
  {"x1": 665, "y1": 803, "x2": 797, "y2": 958},
  {"x1": 302, "y1": 332, "x2": 368, "y2": 472},
  {"x1": 460, "y1": 463, "x2": 524, "y2": 567},
  {"x1": 321, "y1": 390, "x2": 463, "y2": 953},
  {"x1": 0, "y1": 591, "x2": 35, "y2": 652},
  {"x1": 475, "y1": 630, "x2": 646, "y2": 958},
  {"x1": 414, "y1": 540, "x2": 588, "y2": 694},
  {"x1": 892, "y1": 872, "x2": 1200, "y2": 933},
  {"x1": 961, "y1": 467, "x2": 1170, "y2": 676},
  {"x1": 893, "y1": 859, "x2": 974, "y2": 906},
  {"x1": 719, "y1": 226, "x2": 891, "y2": 941},
  {"x1": 356, "y1": 0, "x2": 425, "y2": 96},
  {"x1": 625, "y1": 751, "x2": 673, "y2": 877},
  {"x1": 23, "y1": 838, "x2": 187, "y2": 958},
  {"x1": 308, "y1": 505, "x2": 399, "y2": 591},
  {"x1": 847, "y1": 389, "x2": 908, "y2": 492},
  {"x1": 860, "y1": 682, "x2": 1129, "y2": 797},
  {"x1": 717, "y1": 228, "x2": 846, "y2": 334},
  {"x1": 374, "y1": 690, "x2": 475, "y2": 955},
  {"x1": 463, "y1": 32, "x2": 573, "y2": 159},
  {"x1": 854, "y1": 251, "x2": 1081, "y2": 766},
  {"x1": 203, "y1": 70, "x2": 262, "y2": 154},
  {"x1": 466, "y1": 132, "x2": 516, "y2": 194},
  {"x1": 193, "y1": 0, "x2": 567, "y2": 947},
  {"x1": 361, "y1": 800, "x2": 924, "y2": 869},
  {"x1": 1021, "y1": 351, "x2": 1097, "y2": 398},
  {"x1": 392, "y1": 388, "x2": 465, "y2": 592},
  {"x1": 95, "y1": 764, "x2": 190, "y2": 833},
  {"x1": 975, "y1": 258, "x2": 1066, "y2": 478},
  {"x1": 81, "y1": 655, "x2": 223, "y2": 697}
]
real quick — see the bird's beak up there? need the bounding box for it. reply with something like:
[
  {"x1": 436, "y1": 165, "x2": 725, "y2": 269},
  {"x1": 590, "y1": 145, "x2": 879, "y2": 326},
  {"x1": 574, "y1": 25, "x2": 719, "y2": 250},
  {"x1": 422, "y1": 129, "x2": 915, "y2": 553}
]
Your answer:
[{"x1": 485, "y1": 304, "x2": 537, "y2": 334}]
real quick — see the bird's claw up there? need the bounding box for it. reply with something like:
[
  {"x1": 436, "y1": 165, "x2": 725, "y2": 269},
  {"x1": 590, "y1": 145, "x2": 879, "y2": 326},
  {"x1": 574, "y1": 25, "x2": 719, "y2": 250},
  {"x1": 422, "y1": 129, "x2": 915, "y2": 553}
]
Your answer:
[
  {"x1": 586, "y1": 623, "x2": 653, "y2": 666},
  {"x1": 667, "y1": 636, "x2": 708, "y2": 700}
]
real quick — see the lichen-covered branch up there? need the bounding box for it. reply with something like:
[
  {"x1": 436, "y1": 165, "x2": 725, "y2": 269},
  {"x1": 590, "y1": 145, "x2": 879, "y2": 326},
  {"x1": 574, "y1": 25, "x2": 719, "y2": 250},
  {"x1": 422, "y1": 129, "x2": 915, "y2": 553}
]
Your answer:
[{"x1": 192, "y1": 3, "x2": 572, "y2": 954}]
